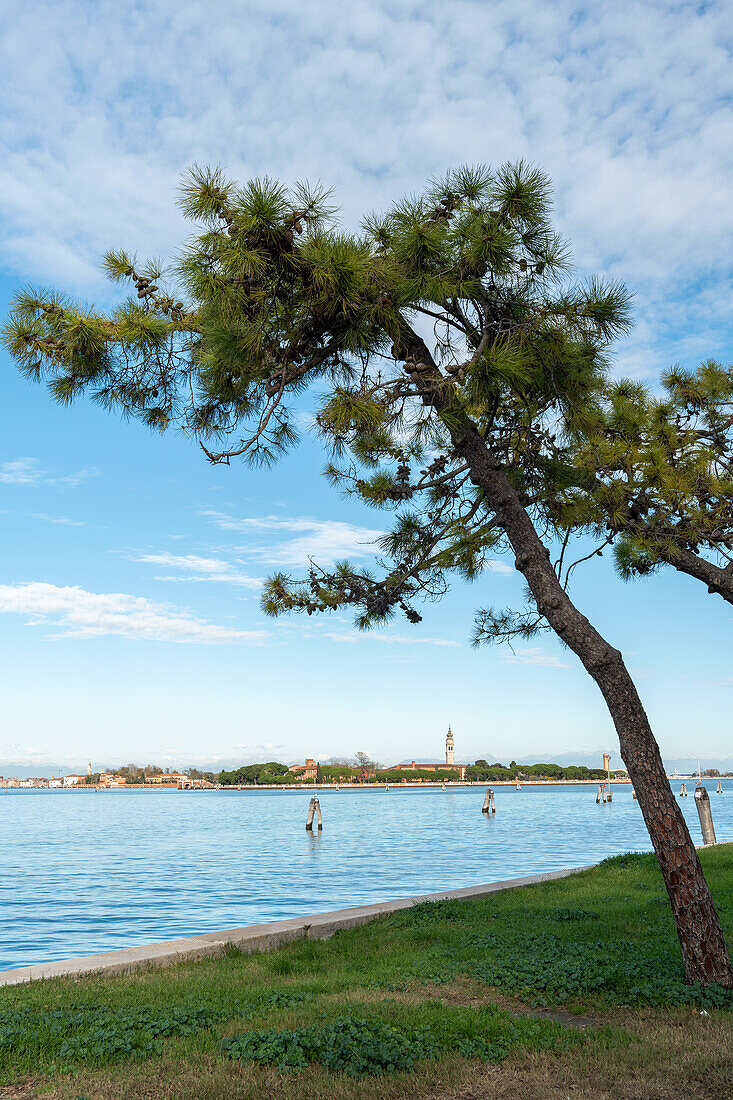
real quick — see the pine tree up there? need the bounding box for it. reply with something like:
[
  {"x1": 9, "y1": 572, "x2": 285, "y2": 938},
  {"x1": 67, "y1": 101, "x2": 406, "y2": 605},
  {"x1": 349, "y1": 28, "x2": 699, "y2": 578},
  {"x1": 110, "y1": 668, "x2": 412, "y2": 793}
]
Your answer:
[
  {"x1": 4, "y1": 163, "x2": 731, "y2": 986},
  {"x1": 554, "y1": 365, "x2": 733, "y2": 602}
]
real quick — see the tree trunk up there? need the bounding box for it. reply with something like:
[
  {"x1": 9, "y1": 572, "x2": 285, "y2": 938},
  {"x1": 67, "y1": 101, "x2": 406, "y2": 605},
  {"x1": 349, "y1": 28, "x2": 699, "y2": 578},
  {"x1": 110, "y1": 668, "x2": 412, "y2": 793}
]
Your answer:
[{"x1": 464, "y1": 446, "x2": 733, "y2": 985}]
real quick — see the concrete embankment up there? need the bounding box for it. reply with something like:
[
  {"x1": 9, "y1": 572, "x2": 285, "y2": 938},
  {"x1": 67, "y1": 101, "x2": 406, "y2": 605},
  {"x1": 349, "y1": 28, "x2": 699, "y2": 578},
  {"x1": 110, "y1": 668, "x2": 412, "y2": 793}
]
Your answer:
[{"x1": 0, "y1": 865, "x2": 591, "y2": 987}]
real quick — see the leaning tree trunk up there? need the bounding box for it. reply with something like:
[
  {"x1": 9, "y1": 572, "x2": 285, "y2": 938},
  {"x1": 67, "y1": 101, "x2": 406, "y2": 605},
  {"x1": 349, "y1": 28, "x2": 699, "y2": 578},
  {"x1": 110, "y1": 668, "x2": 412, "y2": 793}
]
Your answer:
[
  {"x1": 464, "y1": 446, "x2": 733, "y2": 986},
  {"x1": 401, "y1": 333, "x2": 733, "y2": 985}
]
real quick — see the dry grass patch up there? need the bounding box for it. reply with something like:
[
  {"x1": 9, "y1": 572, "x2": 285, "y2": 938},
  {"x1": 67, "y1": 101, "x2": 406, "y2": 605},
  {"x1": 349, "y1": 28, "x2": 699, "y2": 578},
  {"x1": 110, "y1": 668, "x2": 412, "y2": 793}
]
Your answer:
[
  {"x1": 10, "y1": 1005, "x2": 729, "y2": 1100},
  {"x1": 17, "y1": 1011, "x2": 730, "y2": 1100}
]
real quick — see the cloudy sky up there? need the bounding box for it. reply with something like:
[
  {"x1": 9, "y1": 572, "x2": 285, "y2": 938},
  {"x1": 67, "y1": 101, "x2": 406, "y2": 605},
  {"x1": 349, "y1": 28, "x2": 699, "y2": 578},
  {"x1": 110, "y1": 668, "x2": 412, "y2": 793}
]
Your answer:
[{"x1": 1, "y1": 0, "x2": 732, "y2": 772}]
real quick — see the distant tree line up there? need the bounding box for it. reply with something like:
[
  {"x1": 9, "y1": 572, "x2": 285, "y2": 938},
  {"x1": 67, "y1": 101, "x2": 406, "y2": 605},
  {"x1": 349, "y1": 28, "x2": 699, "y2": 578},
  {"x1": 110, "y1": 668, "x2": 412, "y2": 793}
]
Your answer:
[
  {"x1": 380, "y1": 768, "x2": 459, "y2": 783},
  {"x1": 466, "y1": 760, "x2": 613, "y2": 781},
  {"x1": 84, "y1": 760, "x2": 723, "y2": 786},
  {"x1": 217, "y1": 761, "x2": 290, "y2": 785},
  {"x1": 214, "y1": 759, "x2": 618, "y2": 786}
]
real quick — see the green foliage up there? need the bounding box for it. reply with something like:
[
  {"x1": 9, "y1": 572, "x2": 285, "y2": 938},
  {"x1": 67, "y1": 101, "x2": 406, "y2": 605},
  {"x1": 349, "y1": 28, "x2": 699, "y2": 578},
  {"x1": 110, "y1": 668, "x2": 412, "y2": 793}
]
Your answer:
[
  {"x1": 465, "y1": 761, "x2": 608, "y2": 781},
  {"x1": 223, "y1": 1010, "x2": 536, "y2": 1075},
  {"x1": 382, "y1": 847, "x2": 733, "y2": 1011},
  {"x1": 224, "y1": 1014, "x2": 433, "y2": 1074},
  {"x1": 469, "y1": 930, "x2": 733, "y2": 1009},
  {"x1": 556, "y1": 361, "x2": 733, "y2": 598},
  {"x1": 218, "y1": 761, "x2": 289, "y2": 785},
  {"x1": 0, "y1": 988, "x2": 308, "y2": 1076},
  {"x1": 379, "y1": 768, "x2": 459, "y2": 783},
  {"x1": 316, "y1": 764, "x2": 359, "y2": 781},
  {"x1": 0, "y1": 1003, "x2": 224, "y2": 1067}
]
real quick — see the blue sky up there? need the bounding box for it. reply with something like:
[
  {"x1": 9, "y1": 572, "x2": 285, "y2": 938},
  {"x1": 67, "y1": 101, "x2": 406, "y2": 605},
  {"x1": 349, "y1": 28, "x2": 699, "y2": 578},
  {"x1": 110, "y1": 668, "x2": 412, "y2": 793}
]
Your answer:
[{"x1": 1, "y1": 0, "x2": 732, "y2": 772}]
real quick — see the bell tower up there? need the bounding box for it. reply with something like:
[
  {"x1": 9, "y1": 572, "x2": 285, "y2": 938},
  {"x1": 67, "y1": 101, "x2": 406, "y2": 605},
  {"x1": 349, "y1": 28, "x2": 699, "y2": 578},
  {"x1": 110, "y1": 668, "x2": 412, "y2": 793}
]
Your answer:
[{"x1": 445, "y1": 726, "x2": 454, "y2": 766}]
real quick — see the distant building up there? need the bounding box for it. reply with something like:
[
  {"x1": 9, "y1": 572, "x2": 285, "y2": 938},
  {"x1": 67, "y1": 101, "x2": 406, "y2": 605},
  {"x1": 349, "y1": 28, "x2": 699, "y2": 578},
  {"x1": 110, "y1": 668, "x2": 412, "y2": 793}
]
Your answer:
[
  {"x1": 145, "y1": 772, "x2": 188, "y2": 785},
  {"x1": 289, "y1": 758, "x2": 318, "y2": 779},
  {"x1": 63, "y1": 775, "x2": 85, "y2": 787},
  {"x1": 100, "y1": 772, "x2": 127, "y2": 788},
  {"x1": 380, "y1": 727, "x2": 468, "y2": 780},
  {"x1": 49, "y1": 776, "x2": 64, "y2": 788}
]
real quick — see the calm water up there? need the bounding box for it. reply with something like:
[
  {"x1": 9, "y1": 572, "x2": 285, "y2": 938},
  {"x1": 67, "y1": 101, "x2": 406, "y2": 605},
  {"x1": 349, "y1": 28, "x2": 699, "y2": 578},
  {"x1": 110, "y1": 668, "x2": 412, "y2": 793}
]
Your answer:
[{"x1": 1, "y1": 781, "x2": 732, "y2": 971}]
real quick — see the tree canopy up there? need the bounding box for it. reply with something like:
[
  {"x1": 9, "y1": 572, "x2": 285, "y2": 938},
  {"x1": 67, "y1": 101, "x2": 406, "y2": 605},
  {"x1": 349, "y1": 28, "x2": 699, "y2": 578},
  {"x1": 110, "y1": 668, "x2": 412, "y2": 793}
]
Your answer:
[
  {"x1": 551, "y1": 363, "x2": 733, "y2": 604},
  {"x1": 218, "y1": 761, "x2": 290, "y2": 785},
  {"x1": 3, "y1": 162, "x2": 630, "y2": 636}
]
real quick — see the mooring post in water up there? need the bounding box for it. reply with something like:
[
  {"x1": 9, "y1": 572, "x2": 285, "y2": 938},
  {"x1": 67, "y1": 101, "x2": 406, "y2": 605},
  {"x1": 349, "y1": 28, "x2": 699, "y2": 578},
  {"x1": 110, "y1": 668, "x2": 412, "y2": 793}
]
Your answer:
[
  {"x1": 716, "y1": 780, "x2": 723, "y2": 794},
  {"x1": 481, "y1": 788, "x2": 495, "y2": 814},
  {"x1": 694, "y1": 786, "x2": 716, "y2": 846},
  {"x1": 596, "y1": 783, "x2": 606, "y2": 804},
  {"x1": 631, "y1": 788, "x2": 637, "y2": 800},
  {"x1": 306, "y1": 796, "x2": 323, "y2": 831},
  {"x1": 680, "y1": 783, "x2": 687, "y2": 798},
  {"x1": 606, "y1": 786, "x2": 612, "y2": 802}
]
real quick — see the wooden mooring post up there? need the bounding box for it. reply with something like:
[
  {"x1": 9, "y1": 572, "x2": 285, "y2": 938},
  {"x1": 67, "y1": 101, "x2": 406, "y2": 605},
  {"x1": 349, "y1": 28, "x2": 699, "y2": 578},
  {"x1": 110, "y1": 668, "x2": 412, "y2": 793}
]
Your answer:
[
  {"x1": 716, "y1": 780, "x2": 723, "y2": 794},
  {"x1": 481, "y1": 788, "x2": 495, "y2": 814},
  {"x1": 694, "y1": 786, "x2": 716, "y2": 846},
  {"x1": 680, "y1": 783, "x2": 688, "y2": 797},
  {"x1": 305, "y1": 796, "x2": 323, "y2": 831}
]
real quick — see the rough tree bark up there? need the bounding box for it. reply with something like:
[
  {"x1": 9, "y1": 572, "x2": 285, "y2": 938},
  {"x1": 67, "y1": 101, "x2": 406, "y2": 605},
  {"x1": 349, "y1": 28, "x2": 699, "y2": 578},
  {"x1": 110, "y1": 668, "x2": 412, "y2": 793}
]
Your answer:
[{"x1": 403, "y1": 339, "x2": 733, "y2": 987}]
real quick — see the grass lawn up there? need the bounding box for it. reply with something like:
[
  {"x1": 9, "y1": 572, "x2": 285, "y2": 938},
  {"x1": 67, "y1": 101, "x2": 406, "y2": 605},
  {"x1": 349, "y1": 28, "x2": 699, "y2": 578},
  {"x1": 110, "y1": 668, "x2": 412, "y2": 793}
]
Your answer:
[{"x1": 1, "y1": 845, "x2": 731, "y2": 1099}]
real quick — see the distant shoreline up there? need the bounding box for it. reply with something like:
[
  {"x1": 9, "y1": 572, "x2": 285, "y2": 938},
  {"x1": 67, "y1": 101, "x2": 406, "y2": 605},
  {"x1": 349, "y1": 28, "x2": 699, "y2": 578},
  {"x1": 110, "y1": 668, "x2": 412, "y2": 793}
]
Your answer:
[
  {"x1": 4, "y1": 776, "x2": 726, "y2": 792},
  {"x1": 5, "y1": 776, "x2": 701, "y2": 791}
]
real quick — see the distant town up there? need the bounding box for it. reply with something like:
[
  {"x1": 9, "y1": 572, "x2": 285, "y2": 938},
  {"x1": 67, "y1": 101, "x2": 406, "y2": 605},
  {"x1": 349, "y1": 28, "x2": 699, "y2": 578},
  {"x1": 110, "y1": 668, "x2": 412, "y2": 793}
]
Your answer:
[{"x1": 4, "y1": 727, "x2": 725, "y2": 790}]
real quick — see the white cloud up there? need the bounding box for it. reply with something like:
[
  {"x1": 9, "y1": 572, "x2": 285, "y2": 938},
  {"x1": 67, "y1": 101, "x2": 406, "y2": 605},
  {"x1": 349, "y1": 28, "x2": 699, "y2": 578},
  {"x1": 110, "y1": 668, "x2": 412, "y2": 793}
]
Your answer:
[
  {"x1": 202, "y1": 512, "x2": 383, "y2": 567},
  {"x1": 0, "y1": 745, "x2": 57, "y2": 766},
  {"x1": 130, "y1": 551, "x2": 263, "y2": 590},
  {"x1": 1, "y1": 0, "x2": 732, "y2": 380},
  {"x1": 502, "y1": 647, "x2": 571, "y2": 669},
  {"x1": 0, "y1": 582, "x2": 264, "y2": 644},
  {"x1": 0, "y1": 458, "x2": 95, "y2": 489},
  {"x1": 29, "y1": 513, "x2": 88, "y2": 527},
  {"x1": 485, "y1": 559, "x2": 514, "y2": 576},
  {"x1": 0, "y1": 459, "x2": 42, "y2": 486}
]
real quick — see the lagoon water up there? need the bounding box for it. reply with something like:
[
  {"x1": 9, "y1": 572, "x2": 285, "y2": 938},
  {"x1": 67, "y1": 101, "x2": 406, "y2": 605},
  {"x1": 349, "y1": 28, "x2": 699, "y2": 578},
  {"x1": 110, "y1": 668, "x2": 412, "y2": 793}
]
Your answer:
[{"x1": 2, "y1": 781, "x2": 732, "y2": 971}]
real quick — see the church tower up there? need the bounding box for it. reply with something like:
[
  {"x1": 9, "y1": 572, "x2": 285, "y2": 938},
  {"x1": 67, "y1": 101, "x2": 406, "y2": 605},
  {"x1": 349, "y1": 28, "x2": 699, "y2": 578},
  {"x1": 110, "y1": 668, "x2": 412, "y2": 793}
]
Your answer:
[{"x1": 445, "y1": 726, "x2": 454, "y2": 766}]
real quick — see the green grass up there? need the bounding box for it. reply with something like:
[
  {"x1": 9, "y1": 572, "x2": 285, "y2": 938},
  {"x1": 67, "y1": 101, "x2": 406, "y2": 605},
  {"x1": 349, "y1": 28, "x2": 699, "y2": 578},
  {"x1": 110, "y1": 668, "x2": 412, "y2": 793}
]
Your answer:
[{"x1": 1, "y1": 845, "x2": 731, "y2": 1097}]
